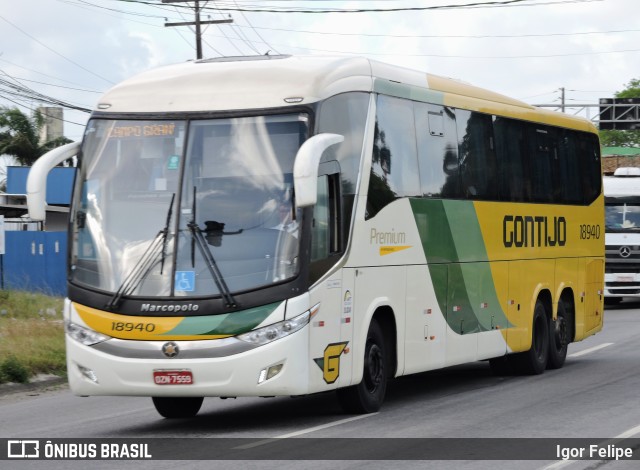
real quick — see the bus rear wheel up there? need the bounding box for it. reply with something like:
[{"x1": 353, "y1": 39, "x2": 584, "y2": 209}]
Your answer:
[
  {"x1": 337, "y1": 320, "x2": 388, "y2": 414},
  {"x1": 152, "y1": 396, "x2": 204, "y2": 419},
  {"x1": 547, "y1": 300, "x2": 569, "y2": 370},
  {"x1": 514, "y1": 299, "x2": 549, "y2": 375}
]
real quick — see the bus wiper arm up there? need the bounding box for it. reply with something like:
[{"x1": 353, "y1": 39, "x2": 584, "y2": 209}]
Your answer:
[
  {"x1": 105, "y1": 194, "x2": 175, "y2": 311},
  {"x1": 187, "y1": 221, "x2": 237, "y2": 308},
  {"x1": 187, "y1": 186, "x2": 236, "y2": 308}
]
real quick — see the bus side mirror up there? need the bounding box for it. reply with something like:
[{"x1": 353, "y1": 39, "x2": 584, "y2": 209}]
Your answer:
[
  {"x1": 293, "y1": 133, "x2": 344, "y2": 208},
  {"x1": 27, "y1": 141, "x2": 80, "y2": 221}
]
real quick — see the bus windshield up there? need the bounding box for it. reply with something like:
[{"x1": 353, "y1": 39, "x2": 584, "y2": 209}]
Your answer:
[
  {"x1": 71, "y1": 114, "x2": 308, "y2": 299},
  {"x1": 605, "y1": 199, "x2": 640, "y2": 232}
]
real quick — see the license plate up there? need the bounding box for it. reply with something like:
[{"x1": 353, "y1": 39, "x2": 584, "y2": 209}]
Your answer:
[
  {"x1": 616, "y1": 275, "x2": 634, "y2": 283},
  {"x1": 153, "y1": 370, "x2": 193, "y2": 385}
]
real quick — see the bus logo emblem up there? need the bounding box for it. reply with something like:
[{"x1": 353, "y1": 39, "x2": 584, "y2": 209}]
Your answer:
[
  {"x1": 162, "y1": 342, "x2": 180, "y2": 358},
  {"x1": 619, "y1": 246, "x2": 632, "y2": 258},
  {"x1": 314, "y1": 342, "x2": 349, "y2": 384}
]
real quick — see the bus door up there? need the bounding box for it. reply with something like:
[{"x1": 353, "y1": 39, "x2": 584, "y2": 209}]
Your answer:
[{"x1": 308, "y1": 161, "x2": 354, "y2": 389}]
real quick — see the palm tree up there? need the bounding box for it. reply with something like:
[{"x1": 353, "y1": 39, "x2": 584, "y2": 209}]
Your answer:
[
  {"x1": 0, "y1": 154, "x2": 18, "y2": 192},
  {"x1": 0, "y1": 107, "x2": 72, "y2": 167}
]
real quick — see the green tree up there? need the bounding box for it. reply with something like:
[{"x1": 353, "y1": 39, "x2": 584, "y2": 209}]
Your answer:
[
  {"x1": 599, "y1": 78, "x2": 640, "y2": 147},
  {"x1": 0, "y1": 107, "x2": 72, "y2": 166}
]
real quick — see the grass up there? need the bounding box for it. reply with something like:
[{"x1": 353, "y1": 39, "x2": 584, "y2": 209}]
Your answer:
[{"x1": 0, "y1": 290, "x2": 66, "y2": 384}]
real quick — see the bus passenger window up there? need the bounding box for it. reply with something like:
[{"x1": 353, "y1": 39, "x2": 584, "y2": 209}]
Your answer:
[
  {"x1": 456, "y1": 110, "x2": 497, "y2": 200},
  {"x1": 366, "y1": 95, "x2": 420, "y2": 219},
  {"x1": 529, "y1": 127, "x2": 557, "y2": 203},
  {"x1": 415, "y1": 103, "x2": 460, "y2": 198},
  {"x1": 493, "y1": 117, "x2": 529, "y2": 202}
]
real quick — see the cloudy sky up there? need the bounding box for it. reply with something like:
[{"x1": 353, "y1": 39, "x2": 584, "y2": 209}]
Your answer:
[{"x1": 0, "y1": 0, "x2": 638, "y2": 141}]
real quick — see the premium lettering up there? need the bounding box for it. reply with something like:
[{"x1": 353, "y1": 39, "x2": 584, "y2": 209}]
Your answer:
[
  {"x1": 370, "y1": 228, "x2": 406, "y2": 245},
  {"x1": 503, "y1": 215, "x2": 566, "y2": 248}
]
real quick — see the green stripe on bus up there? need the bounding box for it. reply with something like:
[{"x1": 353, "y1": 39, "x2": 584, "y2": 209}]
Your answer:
[
  {"x1": 410, "y1": 198, "x2": 511, "y2": 334},
  {"x1": 163, "y1": 302, "x2": 282, "y2": 336},
  {"x1": 373, "y1": 79, "x2": 444, "y2": 105}
]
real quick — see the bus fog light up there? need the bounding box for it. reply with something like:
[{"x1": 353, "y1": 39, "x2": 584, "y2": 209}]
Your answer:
[
  {"x1": 77, "y1": 364, "x2": 99, "y2": 384},
  {"x1": 258, "y1": 363, "x2": 283, "y2": 384}
]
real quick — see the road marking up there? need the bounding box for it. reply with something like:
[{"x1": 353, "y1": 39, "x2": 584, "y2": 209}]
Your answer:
[
  {"x1": 540, "y1": 422, "x2": 640, "y2": 470},
  {"x1": 568, "y1": 343, "x2": 613, "y2": 358},
  {"x1": 615, "y1": 423, "x2": 640, "y2": 439},
  {"x1": 234, "y1": 413, "x2": 378, "y2": 450}
]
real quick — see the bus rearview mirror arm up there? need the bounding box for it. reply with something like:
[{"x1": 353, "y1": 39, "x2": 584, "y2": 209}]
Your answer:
[
  {"x1": 27, "y1": 141, "x2": 81, "y2": 221},
  {"x1": 293, "y1": 133, "x2": 344, "y2": 209}
]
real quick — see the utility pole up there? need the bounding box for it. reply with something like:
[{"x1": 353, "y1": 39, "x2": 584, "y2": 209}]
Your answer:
[
  {"x1": 162, "y1": 0, "x2": 233, "y2": 59},
  {"x1": 560, "y1": 87, "x2": 566, "y2": 113}
]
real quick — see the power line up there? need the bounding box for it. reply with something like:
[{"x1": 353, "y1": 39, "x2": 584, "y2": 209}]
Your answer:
[
  {"x1": 113, "y1": 0, "x2": 590, "y2": 14},
  {"x1": 231, "y1": 0, "x2": 280, "y2": 54},
  {"x1": 0, "y1": 73, "x2": 93, "y2": 112},
  {"x1": 237, "y1": 25, "x2": 640, "y2": 41},
  {"x1": 0, "y1": 14, "x2": 116, "y2": 86},
  {"x1": 162, "y1": 0, "x2": 234, "y2": 59}
]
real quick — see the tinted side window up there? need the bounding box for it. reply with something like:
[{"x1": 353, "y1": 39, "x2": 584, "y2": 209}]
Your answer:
[
  {"x1": 581, "y1": 132, "x2": 602, "y2": 203},
  {"x1": 415, "y1": 103, "x2": 460, "y2": 198},
  {"x1": 316, "y1": 92, "x2": 369, "y2": 243},
  {"x1": 493, "y1": 117, "x2": 529, "y2": 202},
  {"x1": 529, "y1": 126, "x2": 558, "y2": 203},
  {"x1": 456, "y1": 110, "x2": 498, "y2": 200},
  {"x1": 366, "y1": 95, "x2": 420, "y2": 219},
  {"x1": 557, "y1": 129, "x2": 584, "y2": 204}
]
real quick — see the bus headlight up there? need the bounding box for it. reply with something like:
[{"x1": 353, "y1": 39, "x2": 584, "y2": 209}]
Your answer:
[
  {"x1": 66, "y1": 321, "x2": 111, "y2": 346},
  {"x1": 237, "y1": 308, "x2": 312, "y2": 346}
]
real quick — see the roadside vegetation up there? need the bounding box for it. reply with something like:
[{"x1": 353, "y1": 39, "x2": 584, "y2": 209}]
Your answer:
[{"x1": 0, "y1": 290, "x2": 65, "y2": 384}]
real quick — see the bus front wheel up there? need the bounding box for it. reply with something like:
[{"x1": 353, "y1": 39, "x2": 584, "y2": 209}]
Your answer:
[
  {"x1": 152, "y1": 396, "x2": 204, "y2": 419},
  {"x1": 337, "y1": 320, "x2": 388, "y2": 414}
]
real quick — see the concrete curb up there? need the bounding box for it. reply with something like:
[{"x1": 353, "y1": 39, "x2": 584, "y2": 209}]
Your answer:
[{"x1": 0, "y1": 375, "x2": 67, "y2": 396}]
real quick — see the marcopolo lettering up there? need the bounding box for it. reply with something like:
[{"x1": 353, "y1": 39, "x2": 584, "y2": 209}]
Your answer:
[
  {"x1": 141, "y1": 303, "x2": 199, "y2": 313},
  {"x1": 503, "y1": 215, "x2": 567, "y2": 248}
]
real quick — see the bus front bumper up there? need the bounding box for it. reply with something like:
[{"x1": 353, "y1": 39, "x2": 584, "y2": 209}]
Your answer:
[{"x1": 66, "y1": 327, "x2": 310, "y2": 397}]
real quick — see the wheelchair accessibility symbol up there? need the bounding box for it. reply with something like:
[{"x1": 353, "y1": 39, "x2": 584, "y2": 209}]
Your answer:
[{"x1": 175, "y1": 271, "x2": 195, "y2": 292}]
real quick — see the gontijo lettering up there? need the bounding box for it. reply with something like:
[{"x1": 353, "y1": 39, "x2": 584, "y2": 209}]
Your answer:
[{"x1": 503, "y1": 215, "x2": 567, "y2": 248}]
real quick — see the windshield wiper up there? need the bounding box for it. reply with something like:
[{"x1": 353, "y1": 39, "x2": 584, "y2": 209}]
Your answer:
[
  {"x1": 105, "y1": 193, "x2": 175, "y2": 311},
  {"x1": 187, "y1": 186, "x2": 237, "y2": 308}
]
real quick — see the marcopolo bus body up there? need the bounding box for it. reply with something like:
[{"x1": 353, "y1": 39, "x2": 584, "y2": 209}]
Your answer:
[{"x1": 28, "y1": 55, "x2": 604, "y2": 418}]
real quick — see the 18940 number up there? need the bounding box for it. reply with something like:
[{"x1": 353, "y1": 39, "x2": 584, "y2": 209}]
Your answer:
[
  {"x1": 579, "y1": 224, "x2": 601, "y2": 240},
  {"x1": 111, "y1": 322, "x2": 156, "y2": 332}
]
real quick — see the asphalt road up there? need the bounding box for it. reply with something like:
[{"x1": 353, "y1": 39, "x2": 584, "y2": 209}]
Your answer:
[{"x1": 2, "y1": 301, "x2": 640, "y2": 469}]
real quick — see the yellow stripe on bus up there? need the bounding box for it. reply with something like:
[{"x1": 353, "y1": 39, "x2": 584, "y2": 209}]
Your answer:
[{"x1": 73, "y1": 303, "x2": 232, "y2": 341}]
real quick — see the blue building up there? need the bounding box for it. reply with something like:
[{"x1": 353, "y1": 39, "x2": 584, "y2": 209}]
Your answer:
[{"x1": 0, "y1": 166, "x2": 75, "y2": 296}]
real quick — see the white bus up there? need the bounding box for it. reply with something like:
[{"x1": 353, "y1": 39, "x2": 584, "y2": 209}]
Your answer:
[
  {"x1": 28, "y1": 55, "x2": 604, "y2": 418},
  {"x1": 603, "y1": 167, "x2": 640, "y2": 304}
]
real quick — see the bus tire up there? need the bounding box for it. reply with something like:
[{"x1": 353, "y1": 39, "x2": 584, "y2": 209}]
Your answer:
[
  {"x1": 547, "y1": 300, "x2": 569, "y2": 370},
  {"x1": 152, "y1": 396, "x2": 204, "y2": 419},
  {"x1": 514, "y1": 299, "x2": 549, "y2": 375},
  {"x1": 337, "y1": 320, "x2": 388, "y2": 414}
]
